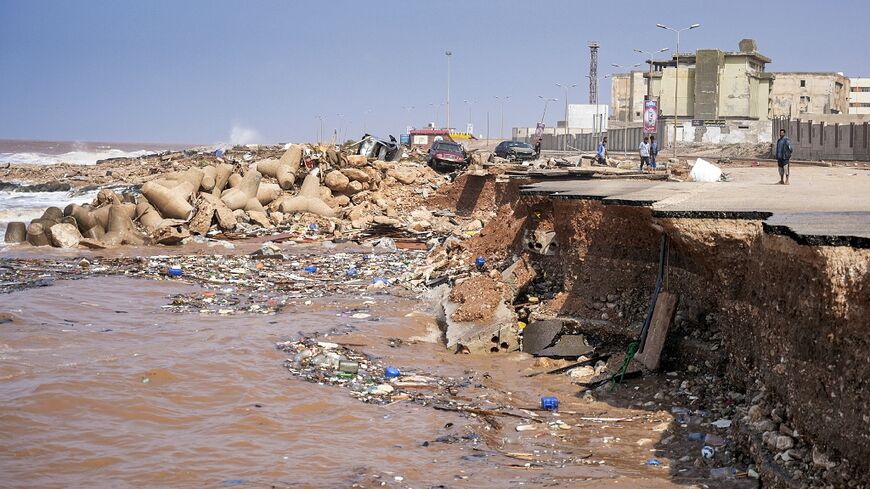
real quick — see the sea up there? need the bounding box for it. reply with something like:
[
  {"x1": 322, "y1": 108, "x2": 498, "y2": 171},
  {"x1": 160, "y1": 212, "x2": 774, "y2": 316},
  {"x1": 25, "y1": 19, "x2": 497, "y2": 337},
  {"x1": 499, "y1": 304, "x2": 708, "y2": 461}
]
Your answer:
[{"x1": 0, "y1": 139, "x2": 194, "y2": 237}]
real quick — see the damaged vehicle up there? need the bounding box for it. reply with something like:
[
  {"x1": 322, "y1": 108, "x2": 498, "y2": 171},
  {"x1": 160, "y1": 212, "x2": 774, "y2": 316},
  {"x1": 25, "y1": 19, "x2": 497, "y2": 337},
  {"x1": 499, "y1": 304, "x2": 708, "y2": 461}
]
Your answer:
[
  {"x1": 494, "y1": 140, "x2": 536, "y2": 162},
  {"x1": 427, "y1": 140, "x2": 468, "y2": 171},
  {"x1": 358, "y1": 134, "x2": 402, "y2": 162}
]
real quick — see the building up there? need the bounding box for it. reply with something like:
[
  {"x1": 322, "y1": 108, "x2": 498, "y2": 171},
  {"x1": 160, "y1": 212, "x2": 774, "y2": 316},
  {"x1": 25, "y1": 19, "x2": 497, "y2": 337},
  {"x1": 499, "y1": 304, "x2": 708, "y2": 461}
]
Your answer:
[
  {"x1": 646, "y1": 39, "x2": 774, "y2": 121},
  {"x1": 610, "y1": 72, "x2": 645, "y2": 123},
  {"x1": 769, "y1": 73, "x2": 850, "y2": 117},
  {"x1": 850, "y1": 77, "x2": 870, "y2": 115}
]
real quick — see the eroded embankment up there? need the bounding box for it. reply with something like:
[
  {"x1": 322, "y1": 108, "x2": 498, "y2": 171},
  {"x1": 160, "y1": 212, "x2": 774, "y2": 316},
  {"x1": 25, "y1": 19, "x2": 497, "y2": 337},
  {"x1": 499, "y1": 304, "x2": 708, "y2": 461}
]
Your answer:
[{"x1": 432, "y1": 174, "x2": 870, "y2": 486}]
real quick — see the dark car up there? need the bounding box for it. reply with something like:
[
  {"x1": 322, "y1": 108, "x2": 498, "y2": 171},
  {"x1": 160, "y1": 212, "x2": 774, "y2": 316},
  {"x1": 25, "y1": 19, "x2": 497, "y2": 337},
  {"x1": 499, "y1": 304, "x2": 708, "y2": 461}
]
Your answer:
[
  {"x1": 427, "y1": 140, "x2": 468, "y2": 171},
  {"x1": 494, "y1": 141, "x2": 536, "y2": 161}
]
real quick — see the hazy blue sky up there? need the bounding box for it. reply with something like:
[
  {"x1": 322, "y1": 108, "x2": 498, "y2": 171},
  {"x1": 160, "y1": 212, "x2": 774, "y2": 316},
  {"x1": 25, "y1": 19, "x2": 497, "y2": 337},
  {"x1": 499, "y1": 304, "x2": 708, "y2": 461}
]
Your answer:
[{"x1": 2, "y1": 0, "x2": 867, "y2": 145}]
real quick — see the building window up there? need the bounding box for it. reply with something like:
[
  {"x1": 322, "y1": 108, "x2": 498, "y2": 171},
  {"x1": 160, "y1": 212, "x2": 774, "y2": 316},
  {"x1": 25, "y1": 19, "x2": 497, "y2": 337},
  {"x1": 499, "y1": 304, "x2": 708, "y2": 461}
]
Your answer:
[
  {"x1": 800, "y1": 96, "x2": 811, "y2": 103},
  {"x1": 800, "y1": 80, "x2": 806, "y2": 87}
]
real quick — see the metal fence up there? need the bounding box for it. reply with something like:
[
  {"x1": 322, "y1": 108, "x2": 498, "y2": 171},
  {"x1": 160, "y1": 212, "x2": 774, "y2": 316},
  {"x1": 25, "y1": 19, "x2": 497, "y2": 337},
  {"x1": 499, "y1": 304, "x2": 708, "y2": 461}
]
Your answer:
[{"x1": 773, "y1": 117, "x2": 870, "y2": 161}]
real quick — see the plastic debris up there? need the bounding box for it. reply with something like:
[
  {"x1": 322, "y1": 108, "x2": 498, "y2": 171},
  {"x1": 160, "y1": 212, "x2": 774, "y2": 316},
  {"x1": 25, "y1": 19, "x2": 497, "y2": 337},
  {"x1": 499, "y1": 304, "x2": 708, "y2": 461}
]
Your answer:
[
  {"x1": 541, "y1": 396, "x2": 559, "y2": 411},
  {"x1": 702, "y1": 445, "x2": 715, "y2": 459},
  {"x1": 385, "y1": 366, "x2": 401, "y2": 378},
  {"x1": 646, "y1": 458, "x2": 662, "y2": 466},
  {"x1": 167, "y1": 265, "x2": 182, "y2": 277}
]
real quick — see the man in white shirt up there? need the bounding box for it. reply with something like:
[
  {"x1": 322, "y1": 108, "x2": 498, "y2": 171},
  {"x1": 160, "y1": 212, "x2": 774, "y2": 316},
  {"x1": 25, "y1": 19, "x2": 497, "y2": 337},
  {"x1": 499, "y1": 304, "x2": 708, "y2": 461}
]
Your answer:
[{"x1": 639, "y1": 136, "x2": 651, "y2": 172}]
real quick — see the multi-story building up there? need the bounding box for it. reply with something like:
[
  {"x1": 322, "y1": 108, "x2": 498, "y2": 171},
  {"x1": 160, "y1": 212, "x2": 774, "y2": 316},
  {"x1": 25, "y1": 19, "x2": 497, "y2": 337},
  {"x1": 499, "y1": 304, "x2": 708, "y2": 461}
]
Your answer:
[
  {"x1": 850, "y1": 78, "x2": 870, "y2": 115},
  {"x1": 645, "y1": 39, "x2": 774, "y2": 121},
  {"x1": 610, "y1": 71, "x2": 645, "y2": 123},
  {"x1": 769, "y1": 72, "x2": 850, "y2": 117}
]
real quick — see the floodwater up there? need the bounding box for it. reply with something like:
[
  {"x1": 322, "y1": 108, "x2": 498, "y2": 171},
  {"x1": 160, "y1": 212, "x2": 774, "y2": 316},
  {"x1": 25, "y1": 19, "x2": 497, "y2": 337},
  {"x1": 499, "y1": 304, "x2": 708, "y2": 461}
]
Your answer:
[{"x1": 0, "y1": 276, "x2": 687, "y2": 488}]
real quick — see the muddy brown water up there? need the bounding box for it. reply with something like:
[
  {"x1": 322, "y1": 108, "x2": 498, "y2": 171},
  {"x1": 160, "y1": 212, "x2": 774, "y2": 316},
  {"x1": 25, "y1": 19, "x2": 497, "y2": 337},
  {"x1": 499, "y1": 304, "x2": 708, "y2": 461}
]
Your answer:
[{"x1": 0, "y1": 275, "x2": 689, "y2": 488}]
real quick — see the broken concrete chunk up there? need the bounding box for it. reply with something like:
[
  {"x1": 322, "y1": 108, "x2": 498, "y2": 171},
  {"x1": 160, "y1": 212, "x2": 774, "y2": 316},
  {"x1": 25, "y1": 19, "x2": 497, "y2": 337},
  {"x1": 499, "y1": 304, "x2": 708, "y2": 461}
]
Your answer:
[
  {"x1": 47, "y1": 223, "x2": 82, "y2": 248},
  {"x1": 324, "y1": 170, "x2": 350, "y2": 193}
]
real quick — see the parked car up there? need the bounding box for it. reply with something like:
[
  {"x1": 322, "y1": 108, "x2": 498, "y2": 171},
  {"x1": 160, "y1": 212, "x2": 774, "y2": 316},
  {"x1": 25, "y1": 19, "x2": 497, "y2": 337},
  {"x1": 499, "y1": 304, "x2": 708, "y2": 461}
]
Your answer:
[
  {"x1": 494, "y1": 140, "x2": 536, "y2": 161},
  {"x1": 427, "y1": 140, "x2": 468, "y2": 171}
]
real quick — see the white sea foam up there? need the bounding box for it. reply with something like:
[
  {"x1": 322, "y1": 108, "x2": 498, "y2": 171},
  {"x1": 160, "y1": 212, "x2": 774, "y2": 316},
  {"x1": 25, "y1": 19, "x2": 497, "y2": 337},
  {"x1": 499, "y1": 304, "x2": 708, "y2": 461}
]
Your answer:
[
  {"x1": 0, "y1": 189, "x2": 101, "y2": 239},
  {"x1": 0, "y1": 149, "x2": 154, "y2": 166}
]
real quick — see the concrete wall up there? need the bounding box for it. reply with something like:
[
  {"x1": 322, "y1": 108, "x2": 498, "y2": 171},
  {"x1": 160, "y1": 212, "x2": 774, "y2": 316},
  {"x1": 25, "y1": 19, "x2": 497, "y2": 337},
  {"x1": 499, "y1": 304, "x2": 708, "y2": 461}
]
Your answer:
[
  {"x1": 567, "y1": 104, "x2": 610, "y2": 131},
  {"x1": 669, "y1": 120, "x2": 773, "y2": 145},
  {"x1": 657, "y1": 66, "x2": 695, "y2": 118},
  {"x1": 773, "y1": 117, "x2": 870, "y2": 161},
  {"x1": 770, "y1": 73, "x2": 851, "y2": 117},
  {"x1": 694, "y1": 50, "x2": 723, "y2": 120}
]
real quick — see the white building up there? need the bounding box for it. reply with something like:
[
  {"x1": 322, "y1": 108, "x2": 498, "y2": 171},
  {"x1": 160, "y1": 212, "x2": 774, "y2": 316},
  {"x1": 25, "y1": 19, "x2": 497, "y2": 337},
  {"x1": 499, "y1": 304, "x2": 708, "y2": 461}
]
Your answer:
[
  {"x1": 553, "y1": 104, "x2": 610, "y2": 133},
  {"x1": 850, "y1": 77, "x2": 870, "y2": 115}
]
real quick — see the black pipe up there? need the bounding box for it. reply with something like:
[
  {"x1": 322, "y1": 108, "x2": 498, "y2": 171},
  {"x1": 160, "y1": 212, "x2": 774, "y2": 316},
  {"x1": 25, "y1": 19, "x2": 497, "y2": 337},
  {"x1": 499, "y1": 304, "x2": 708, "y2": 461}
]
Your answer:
[{"x1": 638, "y1": 233, "x2": 669, "y2": 353}]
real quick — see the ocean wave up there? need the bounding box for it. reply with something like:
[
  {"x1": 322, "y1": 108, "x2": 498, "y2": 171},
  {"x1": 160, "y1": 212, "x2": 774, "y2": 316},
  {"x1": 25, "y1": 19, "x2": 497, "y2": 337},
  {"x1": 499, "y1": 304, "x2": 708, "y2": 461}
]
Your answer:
[
  {"x1": 0, "y1": 189, "x2": 101, "y2": 237},
  {"x1": 0, "y1": 149, "x2": 154, "y2": 166}
]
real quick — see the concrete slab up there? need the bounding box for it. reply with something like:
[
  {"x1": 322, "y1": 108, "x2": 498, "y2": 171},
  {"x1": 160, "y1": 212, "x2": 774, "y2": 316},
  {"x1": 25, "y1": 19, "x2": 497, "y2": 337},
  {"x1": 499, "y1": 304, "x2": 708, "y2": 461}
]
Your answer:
[{"x1": 517, "y1": 167, "x2": 870, "y2": 247}]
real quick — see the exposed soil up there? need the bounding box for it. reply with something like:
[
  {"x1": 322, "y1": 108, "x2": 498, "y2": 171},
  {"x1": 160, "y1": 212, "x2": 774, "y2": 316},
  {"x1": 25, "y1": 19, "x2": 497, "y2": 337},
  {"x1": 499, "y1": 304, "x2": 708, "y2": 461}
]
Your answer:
[{"x1": 447, "y1": 275, "x2": 505, "y2": 322}]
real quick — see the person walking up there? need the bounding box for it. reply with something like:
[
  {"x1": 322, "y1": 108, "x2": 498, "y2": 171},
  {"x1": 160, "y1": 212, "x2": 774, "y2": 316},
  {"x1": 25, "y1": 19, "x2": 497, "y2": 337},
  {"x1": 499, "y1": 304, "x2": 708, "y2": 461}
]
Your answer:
[
  {"x1": 649, "y1": 135, "x2": 658, "y2": 171},
  {"x1": 639, "y1": 136, "x2": 651, "y2": 172},
  {"x1": 775, "y1": 128, "x2": 793, "y2": 185},
  {"x1": 596, "y1": 136, "x2": 608, "y2": 166}
]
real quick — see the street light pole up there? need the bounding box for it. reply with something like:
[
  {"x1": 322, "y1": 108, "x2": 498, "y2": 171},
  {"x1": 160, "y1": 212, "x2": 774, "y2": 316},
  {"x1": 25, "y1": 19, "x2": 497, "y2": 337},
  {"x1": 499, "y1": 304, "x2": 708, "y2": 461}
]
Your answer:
[
  {"x1": 634, "y1": 47, "x2": 669, "y2": 100},
  {"x1": 494, "y1": 96, "x2": 509, "y2": 139},
  {"x1": 556, "y1": 83, "x2": 577, "y2": 151},
  {"x1": 657, "y1": 23, "x2": 700, "y2": 158},
  {"x1": 316, "y1": 115, "x2": 325, "y2": 145},
  {"x1": 445, "y1": 50, "x2": 452, "y2": 132},
  {"x1": 538, "y1": 95, "x2": 558, "y2": 123}
]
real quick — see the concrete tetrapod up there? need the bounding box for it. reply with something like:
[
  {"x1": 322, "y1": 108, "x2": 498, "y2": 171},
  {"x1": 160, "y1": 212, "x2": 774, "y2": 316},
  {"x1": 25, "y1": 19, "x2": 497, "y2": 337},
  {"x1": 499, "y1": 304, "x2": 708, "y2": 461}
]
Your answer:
[
  {"x1": 278, "y1": 173, "x2": 336, "y2": 218},
  {"x1": 141, "y1": 181, "x2": 195, "y2": 220},
  {"x1": 211, "y1": 164, "x2": 233, "y2": 196},
  {"x1": 41, "y1": 207, "x2": 64, "y2": 224},
  {"x1": 201, "y1": 165, "x2": 217, "y2": 191},
  {"x1": 221, "y1": 170, "x2": 263, "y2": 212},
  {"x1": 103, "y1": 203, "x2": 144, "y2": 246},
  {"x1": 4, "y1": 222, "x2": 27, "y2": 243},
  {"x1": 256, "y1": 183, "x2": 283, "y2": 206},
  {"x1": 256, "y1": 158, "x2": 295, "y2": 190},
  {"x1": 135, "y1": 199, "x2": 166, "y2": 233},
  {"x1": 26, "y1": 222, "x2": 51, "y2": 247}
]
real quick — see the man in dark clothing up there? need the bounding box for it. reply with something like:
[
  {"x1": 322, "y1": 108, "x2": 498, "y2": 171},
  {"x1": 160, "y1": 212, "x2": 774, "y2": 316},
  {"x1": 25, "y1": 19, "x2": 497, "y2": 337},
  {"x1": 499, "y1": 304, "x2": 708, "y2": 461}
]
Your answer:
[{"x1": 775, "y1": 128, "x2": 793, "y2": 185}]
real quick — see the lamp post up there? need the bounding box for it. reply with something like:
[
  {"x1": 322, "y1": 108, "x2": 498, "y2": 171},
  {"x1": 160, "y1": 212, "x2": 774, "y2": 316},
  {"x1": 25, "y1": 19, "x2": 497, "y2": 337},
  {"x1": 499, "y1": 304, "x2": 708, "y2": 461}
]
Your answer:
[
  {"x1": 494, "y1": 95, "x2": 510, "y2": 139},
  {"x1": 335, "y1": 113, "x2": 344, "y2": 144},
  {"x1": 555, "y1": 83, "x2": 577, "y2": 151},
  {"x1": 402, "y1": 105, "x2": 415, "y2": 135},
  {"x1": 463, "y1": 99, "x2": 475, "y2": 134},
  {"x1": 656, "y1": 22, "x2": 700, "y2": 158},
  {"x1": 315, "y1": 115, "x2": 325, "y2": 144},
  {"x1": 538, "y1": 95, "x2": 558, "y2": 123},
  {"x1": 445, "y1": 50, "x2": 452, "y2": 132},
  {"x1": 633, "y1": 47, "x2": 669, "y2": 99}
]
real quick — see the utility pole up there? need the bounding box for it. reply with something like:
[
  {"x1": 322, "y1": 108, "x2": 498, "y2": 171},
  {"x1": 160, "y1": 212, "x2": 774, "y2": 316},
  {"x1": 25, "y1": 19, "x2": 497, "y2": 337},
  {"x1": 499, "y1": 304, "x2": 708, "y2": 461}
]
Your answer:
[
  {"x1": 316, "y1": 115, "x2": 325, "y2": 145},
  {"x1": 445, "y1": 50, "x2": 452, "y2": 131},
  {"x1": 657, "y1": 23, "x2": 700, "y2": 158},
  {"x1": 588, "y1": 41, "x2": 600, "y2": 149}
]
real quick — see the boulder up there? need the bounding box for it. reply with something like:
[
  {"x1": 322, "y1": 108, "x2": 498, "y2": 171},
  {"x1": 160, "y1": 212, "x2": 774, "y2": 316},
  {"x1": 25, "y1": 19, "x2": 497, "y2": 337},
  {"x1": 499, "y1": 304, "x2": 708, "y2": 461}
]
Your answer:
[
  {"x1": 189, "y1": 196, "x2": 216, "y2": 235},
  {"x1": 48, "y1": 223, "x2": 82, "y2": 248},
  {"x1": 346, "y1": 154, "x2": 368, "y2": 167},
  {"x1": 324, "y1": 170, "x2": 350, "y2": 193},
  {"x1": 387, "y1": 167, "x2": 418, "y2": 185},
  {"x1": 341, "y1": 168, "x2": 370, "y2": 183},
  {"x1": 345, "y1": 180, "x2": 364, "y2": 194}
]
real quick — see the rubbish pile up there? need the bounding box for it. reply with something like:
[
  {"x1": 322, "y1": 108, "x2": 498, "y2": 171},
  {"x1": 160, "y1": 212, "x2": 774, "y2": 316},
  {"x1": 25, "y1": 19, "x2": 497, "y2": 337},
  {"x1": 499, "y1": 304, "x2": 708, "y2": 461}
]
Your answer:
[
  {"x1": 277, "y1": 337, "x2": 454, "y2": 406},
  {"x1": 3, "y1": 142, "x2": 450, "y2": 249}
]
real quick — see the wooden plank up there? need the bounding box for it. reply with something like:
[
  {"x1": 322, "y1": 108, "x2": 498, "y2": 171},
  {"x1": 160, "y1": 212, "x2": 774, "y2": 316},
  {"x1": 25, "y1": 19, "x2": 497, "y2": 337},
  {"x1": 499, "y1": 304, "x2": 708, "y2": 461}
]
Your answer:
[{"x1": 634, "y1": 291, "x2": 678, "y2": 371}]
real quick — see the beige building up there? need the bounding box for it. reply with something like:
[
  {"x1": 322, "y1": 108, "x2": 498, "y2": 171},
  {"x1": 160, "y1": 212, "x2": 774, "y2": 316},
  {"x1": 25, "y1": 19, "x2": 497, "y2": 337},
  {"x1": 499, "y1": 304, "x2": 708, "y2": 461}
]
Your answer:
[
  {"x1": 644, "y1": 39, "x2": 774, "y2": 121},
  {"x1": 850, "y1": 77, "x2": 870, "y2": 115},
  {"x1": 769, "y1": 72, "x2": 849, "y2": 117},
  {"x1": 610, "y1": 71, "x2": 645, "y2": 123}
]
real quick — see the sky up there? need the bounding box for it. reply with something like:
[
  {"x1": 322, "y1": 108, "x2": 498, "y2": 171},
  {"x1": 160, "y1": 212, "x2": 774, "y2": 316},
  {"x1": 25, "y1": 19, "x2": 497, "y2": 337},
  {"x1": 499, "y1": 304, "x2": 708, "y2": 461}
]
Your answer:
[{"x1": 1, "y1": 0, "x2": 868, "y2": 145}]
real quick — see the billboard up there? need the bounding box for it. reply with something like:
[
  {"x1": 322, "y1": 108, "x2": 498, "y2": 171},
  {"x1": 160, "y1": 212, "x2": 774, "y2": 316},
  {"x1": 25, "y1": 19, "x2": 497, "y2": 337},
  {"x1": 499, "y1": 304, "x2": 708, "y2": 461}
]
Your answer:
[
  {"x1": 643, "y1": 99, "x2": 658, "y2": 134},
  {"x1": 534, "y1": 122, "x2": 545, "y2": 142}
]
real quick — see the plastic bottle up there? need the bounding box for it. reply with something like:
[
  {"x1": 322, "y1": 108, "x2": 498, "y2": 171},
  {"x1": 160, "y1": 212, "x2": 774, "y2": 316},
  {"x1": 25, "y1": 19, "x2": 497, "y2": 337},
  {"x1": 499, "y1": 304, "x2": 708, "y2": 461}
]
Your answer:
[
  {"x1": 475, "y1": 256, "x2": 486, "y2": 268},
  {"x1": 167, "y1": 265, "x2": 183, "y2": 277},
  {"x1": 304, "y1": 265, "x2": 317, "y2": 273}
]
